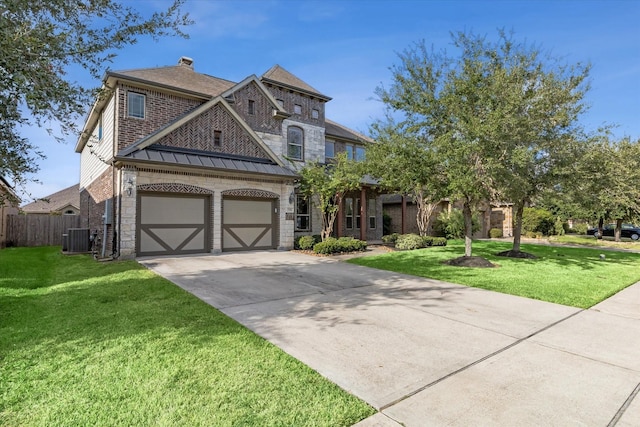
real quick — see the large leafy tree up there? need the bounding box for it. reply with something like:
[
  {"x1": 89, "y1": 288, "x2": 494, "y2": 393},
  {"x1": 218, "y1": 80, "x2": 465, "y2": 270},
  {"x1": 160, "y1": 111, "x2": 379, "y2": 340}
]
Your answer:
[
  {"x1": 479, "y1": 32, "x2": 591, "y2": 255},
  {"x1": 376, "y1": 30, "x2": 592, "y2": 258},
  {"x1": 297, "y1": 153, "x2": 362, "y2": 241},
  {"x1": 377, "y1": 33, "x2": 501, "y2": 258},
  {"x1": 0, "y1": 0, "x2": 192, "y2": 195},
  {"x1": 367, "y1": 117, "x2": 447, "y2": 236},
  {"x1": 573, "y1": 136, "x2": 640, "y2": 241}
]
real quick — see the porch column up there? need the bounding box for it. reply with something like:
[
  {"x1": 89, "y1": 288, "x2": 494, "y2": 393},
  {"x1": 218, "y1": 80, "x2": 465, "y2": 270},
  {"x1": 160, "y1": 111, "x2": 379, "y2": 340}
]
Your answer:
[
  {"x1": 336, "y1": 195, "x2": 343, "y2": 238},
  {"x1": 401, "y1": 195, "x2": 407, "y2": 235},
  {"x1": 360, "y1": 188, "x2": 366, "y2": 241}
]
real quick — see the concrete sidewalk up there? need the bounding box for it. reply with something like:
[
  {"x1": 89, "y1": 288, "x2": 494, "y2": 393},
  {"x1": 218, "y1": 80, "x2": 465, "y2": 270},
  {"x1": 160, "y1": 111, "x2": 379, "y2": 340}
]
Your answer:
[{"x1": 140, "y1": 250, "x2": 640, "y2": 426}]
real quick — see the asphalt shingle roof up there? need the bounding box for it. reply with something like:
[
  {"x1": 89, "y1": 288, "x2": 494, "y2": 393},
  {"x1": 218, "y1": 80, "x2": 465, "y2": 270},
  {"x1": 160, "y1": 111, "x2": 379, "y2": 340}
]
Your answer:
[{"x1": 21, "y1": 184, "x2": 80, "y2": 213}]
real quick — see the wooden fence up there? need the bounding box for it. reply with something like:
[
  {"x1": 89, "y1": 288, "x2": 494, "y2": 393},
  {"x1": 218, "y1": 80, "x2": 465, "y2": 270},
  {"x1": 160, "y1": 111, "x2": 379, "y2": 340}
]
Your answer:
[{"x1": 5, "y1": 214, "x2": 82, "y2": 247}]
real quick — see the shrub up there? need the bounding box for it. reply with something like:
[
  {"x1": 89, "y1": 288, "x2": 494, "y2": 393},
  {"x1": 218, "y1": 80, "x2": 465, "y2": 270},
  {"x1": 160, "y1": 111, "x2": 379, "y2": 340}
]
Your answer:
[
  {"x1": 525, "y1": 231, "x2": 537, "y2": 238},
  {"x1": 522, "y1": 207, "x2": 554, "y2": 236},
  {"x1": 395, "y1": 233, "x2": 426, "y2": 250},
  {"x1": 382, "y1": 233, "x2": 400, "y2": 244},
  {"x1": 572, "y1": 223, "x2": 589, "y2": 235},
  {"x1": 435, "y1": 208, "x2": 481, "y2": 239},
  {"x1": 431, "y1": 237, "x2": 447, "y2": 246},
  {"x1": 422, "y1": 236, "x2": 434, "y2": 247},
  {"x1": 313, "y1": 237, "x2": 367, "y2": 254},
  {"x1": 489, "y1": 228, "x2": 503, "y2": 238},
  {"x1": 554, "y1": 218, "x2": 566, "y2": 236},
  {"x1": 297, "y1": 235, "x2": 316, "y2": 250}
]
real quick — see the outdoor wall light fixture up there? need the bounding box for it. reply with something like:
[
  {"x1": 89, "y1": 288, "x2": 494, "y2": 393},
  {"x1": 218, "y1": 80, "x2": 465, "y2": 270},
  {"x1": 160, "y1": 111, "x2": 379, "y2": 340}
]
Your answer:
[{"x1": 125, "y1": 178, "x2": 134, "y2": 197}]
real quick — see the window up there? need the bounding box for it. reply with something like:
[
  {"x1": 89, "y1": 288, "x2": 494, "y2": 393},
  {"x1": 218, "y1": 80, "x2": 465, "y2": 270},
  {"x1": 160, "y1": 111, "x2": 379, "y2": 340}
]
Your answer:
[
  {"x1": 368, "y1": 198, "x2": 376, "y2": 229},
  {"x1": 312, "y1": 108, "x2": 319, "y2": 119},
  {"x1": 295, "y1": 195, "x2": 310, "y2": 231},
  {"x1": 345, "y1": 144, "x2": 354, "y2": 160},
  {"x1": 287, "y1": 126, "x2": 304, "y2": 160},
  {"x1": 355, "y1": 199, "x2": 362, "y2": 229},
  {"x1": 345, "y1": 197, "x2": 353, "y2": 229},
  {"x1": 98, "y1": 113, "x2": 103, "y2": 141},
  {"x1": 248, "y1": 99, "x2": 255, "y2": 115},
  {"x1": 213, "y1": 130, "x2": 222, "y2": 147},
  {"x1": 127, "y1": 92, "x2": 145, "y2": 118},
  {"x1": 276, "y1": 99, "x2": 284, "y2": 108},
  {"x1": 294, "y1": 104, "x2": 302, "y2": 114},
  {"x1": 355, "y1": 146, "x2": 366, "y2": 161},
  {"x1": 325, "y1": 141, "x2": 335, "y2": 159}
]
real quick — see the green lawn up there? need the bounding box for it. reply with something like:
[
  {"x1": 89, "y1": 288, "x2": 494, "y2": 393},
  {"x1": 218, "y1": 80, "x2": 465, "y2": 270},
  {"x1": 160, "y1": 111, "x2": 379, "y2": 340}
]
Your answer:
[
  {"x1": 549, "y1": 233, "x2": 640, "y2": 250},
  {"x1": 349, "y1": 240, "x2": 640, "y2": 308},
  {"x1": 0, "y1": 247, "x2": 374, "y2": 426}
]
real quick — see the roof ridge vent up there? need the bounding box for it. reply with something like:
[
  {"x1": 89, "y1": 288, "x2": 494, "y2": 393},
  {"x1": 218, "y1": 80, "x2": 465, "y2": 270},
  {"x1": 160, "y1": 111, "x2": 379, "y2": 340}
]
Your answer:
[{"x1": 178, "y1": 56, "x2": 194, "y2": 68}]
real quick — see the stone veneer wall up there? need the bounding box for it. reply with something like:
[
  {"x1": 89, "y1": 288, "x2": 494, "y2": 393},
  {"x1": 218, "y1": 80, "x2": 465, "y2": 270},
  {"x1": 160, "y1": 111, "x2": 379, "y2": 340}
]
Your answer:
[{"x1": 118, "y1": 168, "x2": 295, "y2": 258}]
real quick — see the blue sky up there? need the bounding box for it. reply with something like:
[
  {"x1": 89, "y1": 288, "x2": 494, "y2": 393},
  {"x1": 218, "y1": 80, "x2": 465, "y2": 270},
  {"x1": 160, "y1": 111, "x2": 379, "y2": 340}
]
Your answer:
[{"x1": 21, "y1": 0, "x2": 640, "y2": 201}]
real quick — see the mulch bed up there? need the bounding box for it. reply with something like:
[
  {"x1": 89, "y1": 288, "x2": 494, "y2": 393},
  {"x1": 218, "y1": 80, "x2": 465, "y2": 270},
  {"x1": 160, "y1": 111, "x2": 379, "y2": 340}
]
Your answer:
[
  {"x1": 496, "y1": 250, "x2": 538, "y2": 259},
  {"x1": 443, "y1": 256, "x2": 497, "y2": 268}
]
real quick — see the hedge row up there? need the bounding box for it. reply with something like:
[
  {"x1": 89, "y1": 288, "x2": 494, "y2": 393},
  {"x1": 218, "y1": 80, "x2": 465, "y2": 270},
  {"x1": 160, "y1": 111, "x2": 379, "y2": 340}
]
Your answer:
[{"x1": 382, "y1": 233, "x2": 447, "y2": 250}]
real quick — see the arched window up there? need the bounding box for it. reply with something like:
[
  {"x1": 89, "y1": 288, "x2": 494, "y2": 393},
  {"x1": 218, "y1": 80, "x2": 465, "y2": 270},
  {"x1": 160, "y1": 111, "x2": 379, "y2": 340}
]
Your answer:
[{"x1": 287, "y1": 126, "x2": 304, "y2": 160}]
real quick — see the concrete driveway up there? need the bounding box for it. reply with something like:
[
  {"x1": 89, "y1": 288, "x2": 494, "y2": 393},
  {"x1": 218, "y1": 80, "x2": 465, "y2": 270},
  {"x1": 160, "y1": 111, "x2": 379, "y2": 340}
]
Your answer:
[{"x1": 139, "y1": 250, "x2": 640, "y2": 426}]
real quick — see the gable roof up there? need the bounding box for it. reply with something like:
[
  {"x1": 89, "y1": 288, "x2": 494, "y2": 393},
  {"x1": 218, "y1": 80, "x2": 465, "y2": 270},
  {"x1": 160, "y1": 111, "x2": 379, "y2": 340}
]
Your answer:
[
  {"x1": 117, "y1": 96, "x2": 286, "y2": 167},
  {"x1": 261, "y1": 65, "x2": 331, "y2": 101},
  {"x1": 325, "y1": 119, "x2": 373, "y2": 143},
  {"x1": 21, "y1": 184, "x2": 79, "y2": 213},
  {"x1": 221, "y1": 75, "x2": 291, "y2": 119}
]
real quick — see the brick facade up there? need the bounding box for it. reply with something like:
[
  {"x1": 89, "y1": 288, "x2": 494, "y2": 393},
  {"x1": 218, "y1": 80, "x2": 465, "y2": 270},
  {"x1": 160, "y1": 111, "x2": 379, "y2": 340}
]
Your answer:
[
  {"x1": 80, "y1": 167, "x2": 115, "y2": 255},
  {"x1": 117, "y1": 84, "x2": 203, "y2": 151},
  {"x1": 231, "y1": 81, "x2": 282, "y2": 135},
  {"x1": 155, "y1": 103, "x2": 273, "y2": 159},
  {"x1": 263, "y1": 83, "x2": 325, "y2": 127}
]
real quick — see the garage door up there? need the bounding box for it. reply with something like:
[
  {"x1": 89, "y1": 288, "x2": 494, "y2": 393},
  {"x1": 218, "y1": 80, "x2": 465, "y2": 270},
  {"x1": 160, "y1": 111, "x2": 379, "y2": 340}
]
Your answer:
[
  {"x1": 222, "y1": 198, "x2": 277, "y2": 251},
  {"x1": 137, "y1": 193, "x2": 210, "y2": 256}
]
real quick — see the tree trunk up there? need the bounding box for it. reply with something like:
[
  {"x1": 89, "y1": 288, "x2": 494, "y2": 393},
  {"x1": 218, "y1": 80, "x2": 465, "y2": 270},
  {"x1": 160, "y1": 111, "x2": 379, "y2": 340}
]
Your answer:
[
  {"x1": 615, "y1": 218, "x2": 623, "y2": 242},
  {"x1": 597, "y1": 217, "x2": 604, "y2": 240},
  {"x1": 512, "y1": 201, "x2": 524, "y2": 253},
  {"x1": 415, "y1": 191, "x2": 437, "y2": 237},
  {"x1": 462, "y1": 200, "x2": 473, "y2": 257}
]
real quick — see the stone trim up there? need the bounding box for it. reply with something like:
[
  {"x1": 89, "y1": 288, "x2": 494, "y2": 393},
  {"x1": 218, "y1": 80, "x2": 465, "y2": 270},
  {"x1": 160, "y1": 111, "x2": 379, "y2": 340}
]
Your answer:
[
  {"x1": 137, "y1": 183, "x2": 213, "y2": 194},
  {"x1": 222, "y1": 189, "x2": 279, "y2": 199}
]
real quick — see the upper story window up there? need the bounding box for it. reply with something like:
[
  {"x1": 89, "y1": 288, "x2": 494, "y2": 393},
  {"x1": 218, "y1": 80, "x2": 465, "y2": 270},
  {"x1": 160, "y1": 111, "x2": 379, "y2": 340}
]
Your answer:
[
  {"x1": 293, "y1": 104, "x2": 302, "y2": 114},
  {"x1": 127, "y1": 92, "x2": 145, "y2": 119},
  {"x1": 355, "y1": 146, "x2": 366, "y2": 161},
  {"x1": 311, "y1": 108, "x2": 319, "y2": 119},
  {"x1": 345, "y1": 144, "x2": 354, "y2": 160},
  {"x1": 325, "y1": 141, "x2": 335, "y2": 159},
  {"x1": 287, "y1": 126, "x2": 304, "y2": 160},
  {"x1": 248, "y1": 99, "x2": 255, "y2": 115},
  {"x1": 213, "y1": 130, "x2": 222, "y2": 147},
  {"x1": 276, "y1": 99, "x2": 284, "y2": 108}
]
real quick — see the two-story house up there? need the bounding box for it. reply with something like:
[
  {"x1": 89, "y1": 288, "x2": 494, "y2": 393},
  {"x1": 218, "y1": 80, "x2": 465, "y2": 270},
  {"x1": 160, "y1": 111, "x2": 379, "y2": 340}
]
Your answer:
[{"x1": 76, "y1": 57, "x2": 381, "y2": 258}]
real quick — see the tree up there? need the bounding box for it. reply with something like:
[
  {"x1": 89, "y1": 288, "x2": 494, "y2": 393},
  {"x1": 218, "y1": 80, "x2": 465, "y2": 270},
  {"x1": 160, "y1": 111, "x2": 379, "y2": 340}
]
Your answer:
[
  {"x1": 297, "y1": 152, "x2": 363, "y2": 241},
  {"x1": 572, "y1": 136, "x2": 640, "y2": 241},
  {"x1": 366, "y1": 117, "x2": 447, "y2": 236},
  {"x1": 377, "y1": 33, "x2": 501, "y2": 258},
  {"x1": 0, "y1": 0, "x2": 192, "y2": 192},
  {"x1": 376, "y1": 30, "x2": 592, "y2": 259},
  {"x1": 480, "y1": 32, "x2": 591, "y2": 255}
]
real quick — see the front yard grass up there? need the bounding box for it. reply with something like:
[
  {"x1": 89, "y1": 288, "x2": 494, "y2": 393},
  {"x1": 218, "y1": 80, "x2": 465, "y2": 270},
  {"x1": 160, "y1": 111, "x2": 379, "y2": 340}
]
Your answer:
[
  {"x1": 0, "y1": 247, "x2": 374, "y2": 426},
  {"x1": 348, "y1": 240, "x2": 640, "y2": 308},
  {"x1": 549, "y1": 233, "x2": 640, "y2": 250}
]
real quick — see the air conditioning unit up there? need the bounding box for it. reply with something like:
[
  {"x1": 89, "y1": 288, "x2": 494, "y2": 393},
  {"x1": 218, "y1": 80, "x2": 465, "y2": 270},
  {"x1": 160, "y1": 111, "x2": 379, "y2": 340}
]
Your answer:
[{"x1": 67, "y1": 228, "x2": 90, "y2": 253}]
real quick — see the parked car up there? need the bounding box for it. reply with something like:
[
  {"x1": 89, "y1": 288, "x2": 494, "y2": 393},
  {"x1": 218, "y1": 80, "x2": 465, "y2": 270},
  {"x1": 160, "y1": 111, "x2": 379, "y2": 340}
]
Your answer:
[{"x1": 587, "y1": 223, "x2": 640, "y2": 240}]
